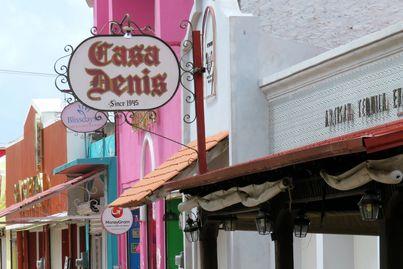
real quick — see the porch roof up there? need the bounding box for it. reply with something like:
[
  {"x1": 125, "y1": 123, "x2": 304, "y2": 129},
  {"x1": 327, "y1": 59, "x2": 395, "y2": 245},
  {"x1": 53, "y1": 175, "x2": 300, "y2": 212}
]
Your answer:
[
  {"x1": 163, "y1": 120, "x2": 403, "y2": 193},
  {"x1": 0, "y1": 169, "x2": 104, "y2": 219}
]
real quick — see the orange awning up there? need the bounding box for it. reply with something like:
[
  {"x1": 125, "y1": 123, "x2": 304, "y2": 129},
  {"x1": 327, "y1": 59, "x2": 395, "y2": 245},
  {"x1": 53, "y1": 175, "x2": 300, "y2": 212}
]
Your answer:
[{"x1": 110, "y1": 131, "x2": 228, "y2": 208}]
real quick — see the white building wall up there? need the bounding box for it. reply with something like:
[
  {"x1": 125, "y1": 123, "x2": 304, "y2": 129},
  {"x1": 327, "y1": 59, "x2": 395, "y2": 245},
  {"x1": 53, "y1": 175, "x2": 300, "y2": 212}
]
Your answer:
[
  {"x1": 50, "y1": 227, "x2": 62, "y2": 269},
  {"x1": 1, "y1": 236, "x2": 6, "y2": 269},
  {"x1": 258, "y1": 34, "x2": 325, "y2": 78},
  {"x1": 184, "y1": 0, "x2": 241, "y2": 144},
  {"x1": 217, "y1": 231, "x2": 229, "y2": 269},
  {"x1": 353, "y1": 236, "x2": 379, "y2": 269},
  {"x1": 294, "y1": 234, "x2": 318, "y2": 269},
  {"x1": 66, "y1": 132, "x2": 86, "y2": 162},
  {"x1": 323, "y1": 234, "x2": 354, "y2": 269},
  {"x1": 232, "y1": 231, "x2": 272, "y2": 269},
  {"x1": 183, "y1": 2, "x2": 274, "y2": 268},
  {"x1": 182, "y1": 1, "x2": 395, "y2": 269},
  {"x1": 239, "y1": 0, "x2": 403, "y2": 50}
]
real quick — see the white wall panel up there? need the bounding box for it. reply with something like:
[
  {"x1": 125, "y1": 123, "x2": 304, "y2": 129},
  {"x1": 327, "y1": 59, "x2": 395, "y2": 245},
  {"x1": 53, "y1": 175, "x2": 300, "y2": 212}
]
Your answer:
[
  {"x1": 239, "y1": 0, "x2": 403, "y2": 50},
  {"x1": 266, "y1": 41, "x2": 403, "y2": 153},
  {"x1": 50, "y1": 228, "x2": 62, "y2": 269}
]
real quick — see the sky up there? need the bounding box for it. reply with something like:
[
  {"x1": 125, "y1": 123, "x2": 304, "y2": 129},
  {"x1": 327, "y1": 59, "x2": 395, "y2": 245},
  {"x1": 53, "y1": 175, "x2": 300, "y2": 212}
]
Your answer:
[{"x1": 0, "y1": 0, "x2": 93, "y2": 145}]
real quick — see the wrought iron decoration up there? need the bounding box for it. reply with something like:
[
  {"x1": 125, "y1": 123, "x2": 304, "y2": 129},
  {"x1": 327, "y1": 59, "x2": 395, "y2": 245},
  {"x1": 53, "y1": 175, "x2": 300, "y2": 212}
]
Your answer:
[{"x1": 54, "y1": 15, "x2": 202, "y2": 153}]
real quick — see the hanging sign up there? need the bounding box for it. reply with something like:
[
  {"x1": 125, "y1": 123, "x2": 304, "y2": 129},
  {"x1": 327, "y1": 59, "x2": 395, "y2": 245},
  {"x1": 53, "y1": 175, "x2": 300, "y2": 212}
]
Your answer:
[
  {"x1": 202, "y1": 6, "x2": 217, "y2": 98},
  {"x1": 101, "y1": 207, "x2": 133, "y2": 234},
  {"x1": 68, "y1": 35, "x2": 180, "y2": 111},
  {"x1": 61, "y1": 101, "x2": 107, "y2": 133}
]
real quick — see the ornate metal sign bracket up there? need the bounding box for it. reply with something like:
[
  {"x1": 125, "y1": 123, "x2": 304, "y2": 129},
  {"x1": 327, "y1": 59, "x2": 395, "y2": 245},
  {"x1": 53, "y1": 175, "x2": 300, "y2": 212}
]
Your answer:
[
  {"x1": 53, "y1": 16, "x2": 208, "y2": 165},
  {"x1": 179, "y1": 20, "x2": 208, "y2": 174}
]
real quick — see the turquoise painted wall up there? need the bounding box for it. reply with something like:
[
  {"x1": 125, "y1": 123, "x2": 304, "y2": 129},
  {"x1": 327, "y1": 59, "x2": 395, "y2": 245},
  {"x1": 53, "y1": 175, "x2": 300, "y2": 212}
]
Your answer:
[{"x1": 89, "y1": 135, "x2": 115, "y2": 158}]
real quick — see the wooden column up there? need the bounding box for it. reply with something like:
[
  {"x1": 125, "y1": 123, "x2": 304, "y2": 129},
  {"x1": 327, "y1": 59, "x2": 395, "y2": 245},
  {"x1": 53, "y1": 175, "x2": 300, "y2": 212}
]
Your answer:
[
  {"x1": 17, "y1": 231, "x2": 23, "y2": 269},
  {"x1": 200, "y1": 223, "x2": 219, "y2": 269},
  {"x1": 274, "y1": 209, "x2": 294, "y2": 269},
  {"x1": 22, "y1": 231, "x2": 29, "y2": 269},
  {"x1": 69, "y1": 224, "x2": 78, "y2": 269},
  {"x1": 43, "y1": 225, "x2": 51, "y2": 269},
  {"x1": 380, "y1": 190, "x2": 403, "y2": 269},
  {"x1": 192, "y1": 30, "x2": 208, "y2": 175}
]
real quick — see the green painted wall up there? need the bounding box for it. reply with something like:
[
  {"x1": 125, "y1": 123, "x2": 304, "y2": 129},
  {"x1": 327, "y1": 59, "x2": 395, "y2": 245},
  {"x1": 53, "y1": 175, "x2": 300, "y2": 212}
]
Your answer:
[{"x1": 166, "y1": 199, "x2": 183, "y2": 269}]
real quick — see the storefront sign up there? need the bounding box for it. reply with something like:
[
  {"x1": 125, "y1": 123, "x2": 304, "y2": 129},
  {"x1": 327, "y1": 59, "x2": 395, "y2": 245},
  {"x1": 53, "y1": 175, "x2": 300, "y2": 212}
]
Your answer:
[
  {"x1": 68, "y1": 35, "x2": 180, "y2": 111},
  {"x1": 13, "y1": 173, "x2": 45, "y2": 203},
  {"x1": 34, "y1": 114, "x2": 43, "y2": 172},
  {"x1": 101, "y1": 207, "x2": 133, "y2": 234},
  {"x1": 325, "y1": 88, "x2": 402, "y2": 128},
  {"x1": 61, "y1": 101, "x2": 107, "y2": 133},
  {"x1": 202, "y1": 7, "x2": 217, "y2": 98}
]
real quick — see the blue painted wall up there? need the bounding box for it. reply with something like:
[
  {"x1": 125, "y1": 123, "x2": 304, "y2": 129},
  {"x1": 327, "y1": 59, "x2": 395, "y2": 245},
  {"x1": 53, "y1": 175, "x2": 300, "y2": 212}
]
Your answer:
[
  {"x1": 55, "y1": 134, "x2": 118, "y2": 268},
  {"x1": 89, "y1": 135, "x2": 115, "y2": 158}
]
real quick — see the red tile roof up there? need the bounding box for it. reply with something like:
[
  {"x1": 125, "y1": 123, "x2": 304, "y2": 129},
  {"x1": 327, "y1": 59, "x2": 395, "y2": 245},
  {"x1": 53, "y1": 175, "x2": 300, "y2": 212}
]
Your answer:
[{"x1": 110, "y1": 131, "x2": 228, "y2": 208}]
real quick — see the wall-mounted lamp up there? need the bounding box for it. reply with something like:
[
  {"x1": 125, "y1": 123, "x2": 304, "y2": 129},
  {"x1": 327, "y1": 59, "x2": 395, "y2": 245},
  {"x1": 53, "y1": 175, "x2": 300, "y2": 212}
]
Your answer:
[
  {"x1": 255, "y1": 210, "x2": 273, "y2": 235},
  {"x1": 358, "y1": 191, "x2": 382, "y2": 221},
  {"x1": 222, "y1": 215, "x2": 236, "y2": 232},
  {"x1": 183, "y1": 212, "x2": 201, "y2": 242},
  {"x1": 294, "y1": 212, "x2": 310, "y2": 238}
]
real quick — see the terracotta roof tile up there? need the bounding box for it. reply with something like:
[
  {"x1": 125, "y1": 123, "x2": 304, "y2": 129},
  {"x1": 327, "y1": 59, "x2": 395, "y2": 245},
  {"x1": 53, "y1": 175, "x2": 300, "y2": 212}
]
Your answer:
[{"x1": 110, "y1": 131, "x2": 228, "y2": 208}]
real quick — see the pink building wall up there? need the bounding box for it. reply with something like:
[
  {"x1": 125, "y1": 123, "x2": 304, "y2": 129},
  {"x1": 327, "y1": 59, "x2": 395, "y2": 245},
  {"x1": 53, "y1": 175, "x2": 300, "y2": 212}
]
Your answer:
[{"x1": 92, "y1": 0, "x2": 193, "y2": 268}]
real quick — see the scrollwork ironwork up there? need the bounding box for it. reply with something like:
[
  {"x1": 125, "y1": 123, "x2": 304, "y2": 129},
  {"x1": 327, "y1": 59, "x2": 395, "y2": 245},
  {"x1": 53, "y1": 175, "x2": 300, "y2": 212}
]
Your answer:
[
  {"x1": 73, "y1": 185, "x2": 101, "y2": 214},
  {"x1": 54, "y1": 45, "x2": 73, "y2": 94},
  {"x1": 110, "y1": 14, "x2": 154, "y2": 36},
  {"x1": 52, "y1": 16, "x2": 201, "y2": 154},
  {"x1": 179, "y1": 20, "x2": 198, "y2": 124},
  {"x1": 90, "y1": 14, "x2": 154, "y2": 36},
  {"x1": 183, "y1": 114, "x2": 196, "y2": 124}
]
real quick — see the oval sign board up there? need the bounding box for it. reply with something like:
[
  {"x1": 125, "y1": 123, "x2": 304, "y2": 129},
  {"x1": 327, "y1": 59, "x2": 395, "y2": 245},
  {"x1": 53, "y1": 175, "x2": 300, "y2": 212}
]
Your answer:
[
  {"x1": 68, "y1": 35, "x2": 180, "y2": 111},
  {"x1": 101, "y1": 207, "x2": 133, "y2": 234},
  {"x1": 61, "y1": 101, "x2": 107, "y2": 133}
]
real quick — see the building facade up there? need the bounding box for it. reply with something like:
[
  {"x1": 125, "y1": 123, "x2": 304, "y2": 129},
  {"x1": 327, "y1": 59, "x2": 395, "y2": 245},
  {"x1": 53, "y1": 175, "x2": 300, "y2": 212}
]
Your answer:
[
  {"x1": 3, "y1": 99, "x2": 87, "y2": 269},
  {"x1": 170, "y1": 1, "x2": 403, "y2": 269},
  {"x1": 87, "y1": 0, "x2": 193, "y2": 268}
]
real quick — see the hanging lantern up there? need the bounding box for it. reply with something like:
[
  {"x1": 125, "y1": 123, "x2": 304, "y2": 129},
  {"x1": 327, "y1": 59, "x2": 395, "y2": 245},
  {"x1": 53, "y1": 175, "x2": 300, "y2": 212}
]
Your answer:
[
  {"x1": 358, "y1": 191, "x2": 382, "y2": 221},
  {"x1": 183, "y1": 213, "x2": 201, "y2": 242},
  {"x1": 223, "y1": 216, "x2": 236, "y2": 232},
  {"x1": 255, "y1": 210, "x2": 273, "y2": 235},
  {"x1": 294, "y1": 213, "x2": 310, "y2": 238}
]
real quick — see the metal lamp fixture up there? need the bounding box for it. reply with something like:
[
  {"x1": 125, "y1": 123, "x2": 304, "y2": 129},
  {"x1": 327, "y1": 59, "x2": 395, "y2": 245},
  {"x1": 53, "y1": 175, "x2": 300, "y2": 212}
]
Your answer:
[
  {"x1": 223, "y1": 215, "x2": 236, "y2": 232},
  {"x1": 255, "y1": 210, "x2": 273, "y2": 235},
  {"x1": 294, "y1": 213, "x2": 310, "y2": 238},
  {"x1": 183, "y1": 212, "x2": 201, "y2": 242},
  {"x1": 358, "y1": 191, "x2": 382, "y2": 221}
]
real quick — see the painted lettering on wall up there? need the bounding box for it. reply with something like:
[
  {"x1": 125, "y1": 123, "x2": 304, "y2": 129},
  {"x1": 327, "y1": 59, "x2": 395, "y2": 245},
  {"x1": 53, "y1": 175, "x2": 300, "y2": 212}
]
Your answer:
[
  {"x1": 13, "y1": 173, "x2": 45, "y2": 203},
  {"x1": 325, "y1": 88, "x2": 402, "y2": 128},
  {"x1": 325, "y1": 103, "x2": 354, "y2": 127},
  {"x1": 358, "y1": 93, "x2": 389, "y2": 118}
]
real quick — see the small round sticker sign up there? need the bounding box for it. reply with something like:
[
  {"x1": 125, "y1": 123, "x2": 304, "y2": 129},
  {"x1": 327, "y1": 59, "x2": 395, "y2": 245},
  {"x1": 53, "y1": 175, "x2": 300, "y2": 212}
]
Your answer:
[{"x1": 101, "y1": 207, "x2": 133, "y2": 234}]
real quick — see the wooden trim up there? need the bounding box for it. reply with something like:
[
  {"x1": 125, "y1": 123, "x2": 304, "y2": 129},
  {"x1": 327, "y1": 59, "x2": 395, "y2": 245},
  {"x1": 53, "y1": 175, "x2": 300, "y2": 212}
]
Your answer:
[
  {"x1": 69, "y1": 224, "x2": 78, "y2": 269},
  {"x1": 17, "y1": 232, "x2": 23, "y2": 269}
]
